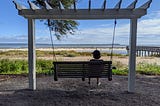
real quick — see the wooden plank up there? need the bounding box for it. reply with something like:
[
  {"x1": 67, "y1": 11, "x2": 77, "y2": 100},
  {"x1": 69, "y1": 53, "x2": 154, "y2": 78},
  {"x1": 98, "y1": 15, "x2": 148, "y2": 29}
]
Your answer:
[
  {"x1": 54, "y1": 61, "x2": 112, "y2": 64},
  {"x1": 101, "y1": 0, "x2": 106, "y2": 11},
  {"x1": 19, "y1": 9, "x2": 146, "y2": 19},
  {"x1": 13, "y1": 0, "x2": 27, "y2": 10},
  {"x1": 127, "y1": 0, "x2": 137, "y2": 9},
  {"x1": 139, "y1": 0, "x2": 152, "y2": 9},
  {"x1": 114, "y1": 0, "x2": 122, "y2": 10}
]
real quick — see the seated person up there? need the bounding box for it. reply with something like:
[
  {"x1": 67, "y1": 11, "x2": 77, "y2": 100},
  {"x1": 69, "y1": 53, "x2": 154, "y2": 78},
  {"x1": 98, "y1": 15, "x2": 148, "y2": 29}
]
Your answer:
[{"x1": 89, "y1": 50, "x2": 104, "y2": 86}]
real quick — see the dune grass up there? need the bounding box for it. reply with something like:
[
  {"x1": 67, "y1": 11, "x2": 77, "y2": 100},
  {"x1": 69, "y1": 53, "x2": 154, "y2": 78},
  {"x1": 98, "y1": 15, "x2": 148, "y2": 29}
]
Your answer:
[
  {"x1": 0, "y1": 59, "x2": 53, "y2": 75},
  {"x1": 0, "y1": 50, "x2": 123, "y2": 57},
  {"x1": 136, "y1": 62, "x2": 160, "y2": 75},
  {"x1": 0, "y1": 59, "x2": 160, "y2": 75},
  {"x1": 0, "y1": 50, "x2": 160, "y2": 75}
]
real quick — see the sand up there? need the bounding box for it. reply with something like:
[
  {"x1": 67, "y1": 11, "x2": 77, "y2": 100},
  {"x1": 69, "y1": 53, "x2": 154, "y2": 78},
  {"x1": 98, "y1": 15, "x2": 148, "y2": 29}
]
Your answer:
[
  {"x1": 0, "y1": 48, "x2": 160, "y2": 65},
  {"x1": 0, "y1": 75, "x2": 160, "y2": 106}
]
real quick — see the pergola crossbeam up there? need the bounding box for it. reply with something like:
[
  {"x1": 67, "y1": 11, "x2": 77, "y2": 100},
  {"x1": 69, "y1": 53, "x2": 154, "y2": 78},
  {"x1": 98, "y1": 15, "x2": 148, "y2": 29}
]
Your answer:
[{"x1": 19, "y1": 9, "x2": 146, "y2": 19}]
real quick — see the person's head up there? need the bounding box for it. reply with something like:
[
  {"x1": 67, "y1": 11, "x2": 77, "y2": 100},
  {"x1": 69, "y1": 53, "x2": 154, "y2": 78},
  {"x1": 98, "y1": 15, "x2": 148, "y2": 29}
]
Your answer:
[{"x1": 92, "y1": 50, "x2": 101, "y2": 59}]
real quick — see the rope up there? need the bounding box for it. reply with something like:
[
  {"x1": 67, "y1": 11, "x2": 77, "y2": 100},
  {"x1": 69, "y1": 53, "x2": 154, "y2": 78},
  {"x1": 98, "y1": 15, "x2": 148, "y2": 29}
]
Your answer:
[
  {"x1": 110, "y1": 19, "x2": 117, "y2": 61},
  {"x1": 48, "y1": 20, "x2": 57, "y2": 62}
]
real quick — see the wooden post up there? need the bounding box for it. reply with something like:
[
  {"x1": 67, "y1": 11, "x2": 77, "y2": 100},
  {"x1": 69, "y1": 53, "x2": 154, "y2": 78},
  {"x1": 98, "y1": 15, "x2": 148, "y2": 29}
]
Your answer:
[
  {"x1": 28, "y1": 19, "x2": 36, "y2": 90},
  {"x1": 136, "y1": 51, "x2": 138, "y2": 57},
  {"x1": 128, "y1": 18, "x2": 137, "y2": 93},
  {"x1": 147, "y1": 51, "x2": 149, "y2": 56},
  {"x1": 138, "y1": 50, "x2": 140, "y2": 57},
  {"x1": 144, "y1": 51, "x2": 147, "y2": 57}
]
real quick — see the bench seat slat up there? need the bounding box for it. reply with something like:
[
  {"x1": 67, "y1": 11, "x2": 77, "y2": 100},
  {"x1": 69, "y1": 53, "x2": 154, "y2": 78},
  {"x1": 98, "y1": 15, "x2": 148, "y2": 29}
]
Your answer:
[
  {"x1": 53, "y1": 61, "x2": 112, "y2": 81},
  {"x1": 58, "y1": 73, "x2": 108, "y2": 76},
  {"x1": 57, "y1": 71, "x2": 108, "y2": 74}
]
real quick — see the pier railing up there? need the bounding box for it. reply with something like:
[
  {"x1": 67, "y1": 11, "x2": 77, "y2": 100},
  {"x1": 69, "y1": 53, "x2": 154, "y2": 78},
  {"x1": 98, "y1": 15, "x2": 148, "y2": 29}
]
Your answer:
[{"x1": 126, "y1": 46, "x2": 160, "y2": 57}]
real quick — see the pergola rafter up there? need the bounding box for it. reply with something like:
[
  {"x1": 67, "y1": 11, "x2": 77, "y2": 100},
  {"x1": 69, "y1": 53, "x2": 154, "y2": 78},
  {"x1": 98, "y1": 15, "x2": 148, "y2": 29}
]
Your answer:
[
  {"x1": 13, "y1": 0, "x2": 152, "y2": 93},
  {"x1": 13, "y1": 0, "x2": 152, "y2": 19},
  {"x1": 101, "y1": 0, "x2": 106, "y2": 11}
]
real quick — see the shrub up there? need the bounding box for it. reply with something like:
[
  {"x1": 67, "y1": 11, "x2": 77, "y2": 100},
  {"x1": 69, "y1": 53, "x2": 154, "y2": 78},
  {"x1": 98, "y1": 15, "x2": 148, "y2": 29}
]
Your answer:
[
  {"x1": 36, "y1": 59, "x2": 53, "y2": 74},
  {"x1": 137, "y1": 62, "x2": 160, "y2": 75},
  {"x1": 0, "y1": 59, "x2": 53, "y2": 74}
]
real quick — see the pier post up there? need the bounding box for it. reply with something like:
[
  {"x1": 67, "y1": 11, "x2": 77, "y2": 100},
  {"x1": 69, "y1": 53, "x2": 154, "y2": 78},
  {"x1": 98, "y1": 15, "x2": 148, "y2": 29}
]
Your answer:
[
  {"x1": 144, "y1": 51, "x2": 147, "y2": 57},
  {"x1": 139, "y1": 51, "x2": 141, "y2": 57},
  {"x1": 128, "y1": 18, "x2": 137, "y2": 93},
  {"x1": 147, "y1": 51, "x2": 150, "y2": 56},
  {"x1": 142, "y1": 50, "x2": 143, "y2": 57},
  {"x1": 28, "y1": 19, "x2": 36, "y2": 90}
]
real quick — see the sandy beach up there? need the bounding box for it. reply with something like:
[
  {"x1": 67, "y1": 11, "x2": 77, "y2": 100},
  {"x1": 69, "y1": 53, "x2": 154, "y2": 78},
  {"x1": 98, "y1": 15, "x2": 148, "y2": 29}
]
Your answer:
[
  {"x1": 0, "y1": 47, "x2": 126, "y2": 52},
  {"x1": 0, "y1": 48, "x2": 160, "y2": 65}
]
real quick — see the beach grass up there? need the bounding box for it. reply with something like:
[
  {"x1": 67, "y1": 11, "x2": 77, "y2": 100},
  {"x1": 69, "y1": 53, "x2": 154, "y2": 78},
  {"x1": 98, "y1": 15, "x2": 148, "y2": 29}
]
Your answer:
[
  {"x1": 0, "y1": 59, "x2": 53, "y2": 75},
  {"x1": 0, "y1": 50, "x2": 123, "y2": 57},
  {"x1": 0, "y1": 50, "x2": 160, "y2": 75},
  {"x1": 137, "y1": 62, "x2": 160, "y2": 75},
  {"x1": 0, "y1": 59, "x2": 160, "y2": 75}
]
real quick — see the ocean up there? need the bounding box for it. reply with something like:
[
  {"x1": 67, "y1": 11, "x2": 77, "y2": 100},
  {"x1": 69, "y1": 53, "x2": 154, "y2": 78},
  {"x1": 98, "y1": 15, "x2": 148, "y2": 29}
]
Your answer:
[
  {"x1": 0, "y1": 43, "x2": 127, "y2": 54},
  {"x1": 0, "y1": 43, "x2": 126, "y2": 48}
]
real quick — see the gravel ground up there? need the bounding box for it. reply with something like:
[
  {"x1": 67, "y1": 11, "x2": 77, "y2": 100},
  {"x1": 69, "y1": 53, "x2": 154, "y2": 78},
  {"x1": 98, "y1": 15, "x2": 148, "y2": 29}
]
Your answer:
[{"x1": 0, "y1": 75, "x2": 160, "y2": 106}]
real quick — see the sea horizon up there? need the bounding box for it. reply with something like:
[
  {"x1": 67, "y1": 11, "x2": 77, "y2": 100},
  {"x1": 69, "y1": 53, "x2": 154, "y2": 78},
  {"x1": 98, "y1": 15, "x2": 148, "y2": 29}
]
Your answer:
[
  {"x1": 1, "y1": 43, "x2": 160, "y2": 55},
  {"x1": 0, "y1": 43, "x2": 127, "y2": 49},
  {"x1": 0, "y1": 43, "x2": 160, "y2": 49}
]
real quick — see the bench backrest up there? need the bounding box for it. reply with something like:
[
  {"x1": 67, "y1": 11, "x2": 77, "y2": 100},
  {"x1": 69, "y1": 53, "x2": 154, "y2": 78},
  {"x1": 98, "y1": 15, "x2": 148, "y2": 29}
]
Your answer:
[{"x1": 53, "y1": 61, "x2": 112, "y2": 81}]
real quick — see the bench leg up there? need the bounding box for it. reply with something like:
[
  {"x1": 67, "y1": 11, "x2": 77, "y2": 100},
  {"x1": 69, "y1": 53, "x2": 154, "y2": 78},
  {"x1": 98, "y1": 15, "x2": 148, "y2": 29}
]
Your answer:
[
  {"x1": 54, "y1": 77, "x2": 58, "y2": 81},
  {"x1": 82, "y1": 77, "x2": 85, "y2": 81}
]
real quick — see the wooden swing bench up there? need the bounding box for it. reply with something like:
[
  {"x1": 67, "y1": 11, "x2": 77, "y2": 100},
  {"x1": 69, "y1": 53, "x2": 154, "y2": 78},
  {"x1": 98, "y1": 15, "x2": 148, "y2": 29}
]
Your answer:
[{"x1": 53, "y1": 61, "x2": 112, "y2": 81}]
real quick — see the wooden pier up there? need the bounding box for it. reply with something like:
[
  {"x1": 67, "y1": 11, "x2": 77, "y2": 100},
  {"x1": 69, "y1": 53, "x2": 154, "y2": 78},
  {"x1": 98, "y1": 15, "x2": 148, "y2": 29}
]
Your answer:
[{"x1": 126, "y1": 46, "x2": 160, "y2": 57}]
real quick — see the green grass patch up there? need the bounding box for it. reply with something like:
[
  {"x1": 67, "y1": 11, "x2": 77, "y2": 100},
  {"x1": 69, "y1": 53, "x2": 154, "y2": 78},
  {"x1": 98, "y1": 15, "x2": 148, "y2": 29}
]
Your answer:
[
  {"x1": 0, "y1": 59, "x2": 53, "y2": 75},
  {"x1": 0, "y1": 50, "x2": 124, "y2": 57},
  {"x1": 112, "y1": 69, "x2": 128, "y2": 75},
  {"x1": 137, "y1": 62, "x2": 160, "y2": 75},
  {"x1": 112, "y1": 61, "x2": 128, "y2": 75},
  {"x1": 0, "y1": 59, "x2": 160, "y2": 76},
  {"x1": 0, "y1": 50, "x2": 27, "y2": 57},
  {"x1": 112, "y1": 61, "x2": 160, "y2": 75}
]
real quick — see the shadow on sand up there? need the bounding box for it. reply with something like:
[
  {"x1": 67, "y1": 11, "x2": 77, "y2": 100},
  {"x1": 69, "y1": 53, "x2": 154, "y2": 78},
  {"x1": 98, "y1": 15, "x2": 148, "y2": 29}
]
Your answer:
[{"x1": 0, "y1": 88, "x2": 149, "y2": 106}]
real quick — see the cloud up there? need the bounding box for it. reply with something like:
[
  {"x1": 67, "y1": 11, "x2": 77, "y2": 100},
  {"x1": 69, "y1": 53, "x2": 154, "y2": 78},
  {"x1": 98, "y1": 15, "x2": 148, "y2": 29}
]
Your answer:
[
  {"x1": 67, "y1": 10, "x2": 160, "y2": 45},
  {"x1": 0, "y1": 35, "x2": 28, "y2": 43},
  {"x1": 1, "y1": 10, "x2": 160, "y2": 45}
]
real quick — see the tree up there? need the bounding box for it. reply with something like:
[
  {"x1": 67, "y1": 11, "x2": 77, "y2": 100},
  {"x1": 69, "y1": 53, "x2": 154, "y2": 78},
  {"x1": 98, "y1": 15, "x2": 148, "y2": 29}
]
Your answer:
[{"x1": 32, "y1": 0, "x2": 79, "y2": 40}]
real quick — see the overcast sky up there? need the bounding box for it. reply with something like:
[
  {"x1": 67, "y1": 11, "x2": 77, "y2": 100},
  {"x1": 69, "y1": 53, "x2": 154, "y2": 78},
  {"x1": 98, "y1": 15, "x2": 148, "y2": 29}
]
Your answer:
[{"x1": 0, "y1": 0, "x2": 160, "y2": 46}]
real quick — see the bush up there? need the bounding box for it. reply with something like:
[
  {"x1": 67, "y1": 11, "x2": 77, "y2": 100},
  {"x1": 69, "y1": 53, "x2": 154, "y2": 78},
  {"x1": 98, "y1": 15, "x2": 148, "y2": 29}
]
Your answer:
[
  {"x1": 0, "y1": 59, "x2": 53, "y2": 74},
  {"x1": 137, "y1": 62, "x2": 160, "y2": 75},
  {"x1": 1, "y1": 59, "x2": 160, "y2": 76},
  {"x1": 36, "y1": 59, "x2": 53, "y2": 74},
  {"x1": 112, "y1": 61, "x2": 128, "y2": 75},
  {"x1": 0, "y1": 59, "x2": 28, "y2": 74}
]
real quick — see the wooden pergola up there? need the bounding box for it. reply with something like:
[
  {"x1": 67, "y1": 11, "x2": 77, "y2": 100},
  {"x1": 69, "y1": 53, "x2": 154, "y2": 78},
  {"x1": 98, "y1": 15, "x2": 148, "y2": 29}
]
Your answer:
[{"x1": 13, "y1": 0, "x2": 152, "y2": 93}]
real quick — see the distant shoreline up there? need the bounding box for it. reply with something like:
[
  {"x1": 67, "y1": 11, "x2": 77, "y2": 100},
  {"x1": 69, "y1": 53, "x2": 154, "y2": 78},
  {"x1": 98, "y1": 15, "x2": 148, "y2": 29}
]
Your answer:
[
  {"x1": 0, "y1": 43, "x2": 126, "y2": 49},
  {"x1": 0, "y1": 47, "x2": 127, "y2": 55}
]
